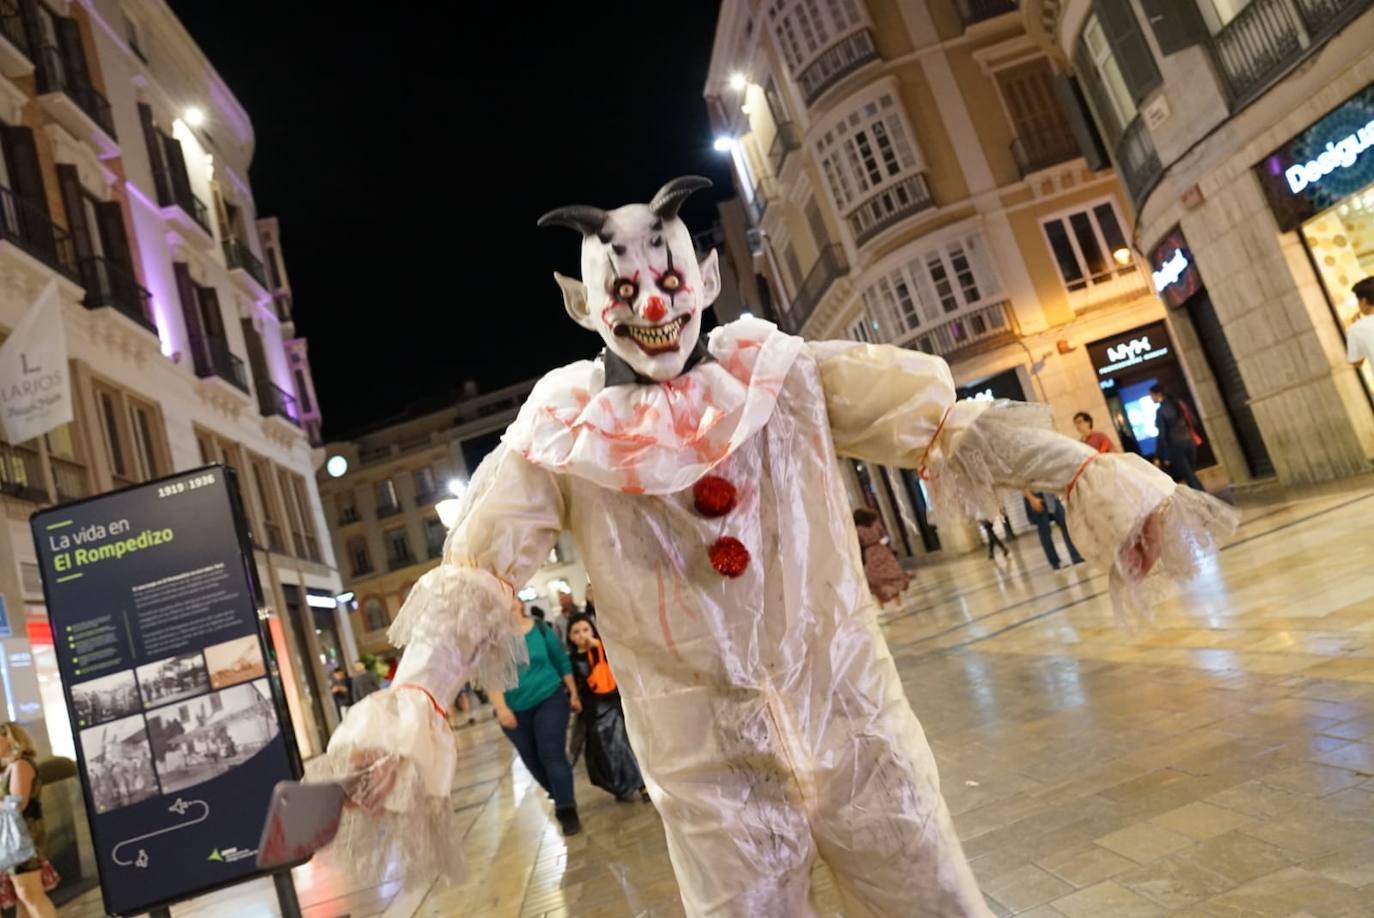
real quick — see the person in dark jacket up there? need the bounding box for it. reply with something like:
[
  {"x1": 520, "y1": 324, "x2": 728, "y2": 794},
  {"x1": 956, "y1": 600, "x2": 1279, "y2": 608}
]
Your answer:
[
  {"x1": 350, "y1": 660, "x2": 381, "y2": 703},
  {"x1": 566, "y1": 614, "x2": 649, "y2": 803},
  {"x1": 1022, "y1": 491, "x2": 1084, "y2": 570},
  {"x1": 1150, "y1": 385, "x2": 1205, "y2": 491}
]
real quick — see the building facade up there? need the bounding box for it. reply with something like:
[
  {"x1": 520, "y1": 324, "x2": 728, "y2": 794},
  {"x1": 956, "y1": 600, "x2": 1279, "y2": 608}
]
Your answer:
[
  {"x1": 707, "y1": 0, "x2": 1191, "y2": 556},
  {"x1": 1027, "y1": 0, "x2": 1374, "y2": 485},
  {"x1": 0, "y1": 0, "x2": 345, "y2": 763},
  {"x1": 318, "y1": 381, "x2": 589, "y2": 658}
]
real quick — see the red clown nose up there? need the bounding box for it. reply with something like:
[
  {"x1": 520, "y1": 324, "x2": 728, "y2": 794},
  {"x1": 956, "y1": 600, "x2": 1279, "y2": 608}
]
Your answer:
[{"x1": 643, "y1": 297, "x2": 668, "y2": 322}]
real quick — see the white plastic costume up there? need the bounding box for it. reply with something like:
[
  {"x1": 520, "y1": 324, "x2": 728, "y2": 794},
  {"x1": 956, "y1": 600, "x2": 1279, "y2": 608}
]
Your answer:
[{"x1": 328, "y1": 178, "x2": 1236, "y2": 917}]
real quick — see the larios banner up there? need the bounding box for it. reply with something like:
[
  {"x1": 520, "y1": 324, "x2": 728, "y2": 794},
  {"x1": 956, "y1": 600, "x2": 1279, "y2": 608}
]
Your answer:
[
  {"x1": 0, "y1": 281, "x2": 72, "y2": 444},
  {"x1": 31, "y1": 466, "x2": 300, "y2": 916}
]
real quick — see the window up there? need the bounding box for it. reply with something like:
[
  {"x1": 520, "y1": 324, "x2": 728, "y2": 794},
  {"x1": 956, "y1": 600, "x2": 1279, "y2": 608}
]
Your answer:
[
  {"x1": 805, "y1": 197, "x2": 830, "y2": 249},
  {"x1": 347, "y1": 537, "x2": 373, "y2": 577},
  {"x1": 384, "y1": 528, "x2": 413, "y2": 569},
  {"x1": 1041, "y1": 201, "x2": 1134, "y2": 292},
  {"x1": 361, "y1": 597, "x2": 388, "y2": 633},
  {"x1": 45, "y1": 424, "x2": 87, "y2": 502},
  {"x1": 424, "y1": 517, "x2": 446, "y2": 558},
  {"x1": 293, "y1": 369, "x2": 312, "y2": 414},
  {"x1": 861, "y1": 233, "x2": 1002, "y2": 341},
  {"x1": 814, "y1": 91, "x2": 921, "y2": 213},
  {"x1": 289, "y1": 474, "x2": 321, "y2": 562},
  {"x1": 847, "y1": 316, "x2": 874, "y2": 342},
  {"x1": 1081, "y1": 16, "x2": 1137, "y2": 132},
  {"x1": 336, "y1": 490, "x2": 358, "y2": 524},
  {"x1": 278, "y1": 467, "x2": 307, "y2": 558},
  {"x1": 783, "y1": 243, "x2": 805, "y2": 292},
  {"x1": 768, "y1": 0, "x2": 866, "y2": 74},
  {"x1": 123, "y1": 10, "x2": 147, "y2": 63},
  {"x1": 94, "y1": 383, "x2": 166, "y2": 485},
  {"x1": 414, "y1": 467, "x2": 436, "y2": 501},
  {"x1": 375, "y1": 478, "x2": 399, "y2": 516},
  {"x1": 250, "y1": 458, "x2": 286, "y2": 553}
]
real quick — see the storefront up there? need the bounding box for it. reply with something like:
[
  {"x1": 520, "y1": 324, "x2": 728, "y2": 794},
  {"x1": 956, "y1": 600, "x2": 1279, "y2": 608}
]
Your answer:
[
  {"x1": 1255, "y1": 79, "x2": 1374, "y2": 408},
  {"x1": 1147, "y1": 231, "x2": 1274, "y2": 480},
  {"x1": 1087, "y1": 320, "x2": 1216, "y2": 470}
]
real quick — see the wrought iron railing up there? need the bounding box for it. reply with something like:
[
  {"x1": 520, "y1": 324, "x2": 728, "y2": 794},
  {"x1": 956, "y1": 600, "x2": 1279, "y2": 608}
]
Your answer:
[
  {"x1": 151, "y1": 158, "x2": 212, "y2": 235},
  {"x1": 1211, "y1": 0, "x2": 1304, "y2": 106},
  {"x1": 956, "y1": 0, "x2": 1018, "y2": 27},
  {"x1": 1293, "y1": 0, "x2": 1372, "y2": 37},
  {"x1": 783, "y1": 243, "x2": 849, "y2": 335},
  {"x1": 1117, "y1": 116, "x2": 1163, "y2": 206},
  {"x1": 0, "y1": 443, "x2": 46, "y2": 502},
  {"x1": 79, "y1": 255, "x2": 154, "y2": 331},
  {"x1": 224, "y1": 237, "x2": 268, "y2": 290},
  {"x1": 848, "y1": 174, "x2": 935, "y2": 247},
  {"x1": 768, "y1": 120, "x2": 802, "y2": 176},
  {"x1": 256, "y1": 378, "x2": 300, "y2": 427},
  {"x1": 0, "y1": 184, "x2": 79, "y2": 279},
  {"x1": 902, "y1": 300, "x2": 1017, "y2": 360},
  {"x1": 797, "y1": 29, "x2": 879, "y2": 105},
  {"x1": 1011, "y1": 126, "x2": 1081, "y2": 176},
  {"x1": 191, "y1": 334, "x2": 250, "y2": 393},
  {"x1": 33, "y1": 45, "x2": 116, "y2": 139}
]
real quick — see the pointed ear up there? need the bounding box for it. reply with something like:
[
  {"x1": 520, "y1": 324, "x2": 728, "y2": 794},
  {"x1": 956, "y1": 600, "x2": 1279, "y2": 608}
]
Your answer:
[
  {"x1": 698, "y1": 249, "x2": 721, "y2": 307},
  {"x1": 554, "y1": 272, "x2": 595, "y2": 330}
]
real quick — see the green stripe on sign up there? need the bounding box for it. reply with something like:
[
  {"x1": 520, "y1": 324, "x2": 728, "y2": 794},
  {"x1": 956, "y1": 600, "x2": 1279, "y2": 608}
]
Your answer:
[
  {"x1": 55, "y1": 573, "x2": 83, "y2": 583},
  {"x1": 45, "y1": 520, "x2": 73, "y2": 531}
]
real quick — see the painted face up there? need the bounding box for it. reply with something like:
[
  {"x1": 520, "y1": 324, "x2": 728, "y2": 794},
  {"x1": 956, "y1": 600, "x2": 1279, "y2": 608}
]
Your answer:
[
  {"x1": 541, "y1": 177, "x2": 722, "y2": 382},
  {"x1": 569, "y1": 620, "x2": 594, "y2": 650}
]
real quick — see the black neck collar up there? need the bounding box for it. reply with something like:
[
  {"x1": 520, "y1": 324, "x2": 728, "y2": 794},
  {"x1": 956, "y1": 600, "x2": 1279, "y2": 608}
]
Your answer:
[{"x1": 601, "y1": 335, "x2": 714, "y2": 387}]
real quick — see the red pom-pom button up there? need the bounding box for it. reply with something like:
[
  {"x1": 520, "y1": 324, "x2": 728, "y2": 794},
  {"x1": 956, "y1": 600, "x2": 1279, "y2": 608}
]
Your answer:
[
  {"x1": 708, "y1": 536, "x2": 750, "y2": 578},
  {"x1": 693, "y1": 475, "x2": 737, "y2": 517}
]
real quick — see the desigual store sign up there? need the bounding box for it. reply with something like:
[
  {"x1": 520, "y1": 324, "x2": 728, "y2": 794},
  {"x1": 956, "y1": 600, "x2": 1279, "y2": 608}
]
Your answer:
[
  {"x1": 1257, "y1": 80, "x2": 1374, "y2": 232},
  {"x1": 1148, "y1": 227, "x2": 1202, "y2": 309}
]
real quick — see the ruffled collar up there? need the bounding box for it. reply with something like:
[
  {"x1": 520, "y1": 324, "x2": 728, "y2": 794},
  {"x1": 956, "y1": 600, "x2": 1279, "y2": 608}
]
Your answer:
[{"x1": 502, "y1": 318, "x2": 805, "y2": 495}]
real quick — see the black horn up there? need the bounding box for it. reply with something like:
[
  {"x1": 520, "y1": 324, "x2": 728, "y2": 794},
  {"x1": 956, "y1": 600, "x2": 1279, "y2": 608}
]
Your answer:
[
  {"x1": 650, "y1": 176, "x2": 712, "y2": 221},
  {"x1": 537, "y1": 205, "x2": 609, "y2": 236}
]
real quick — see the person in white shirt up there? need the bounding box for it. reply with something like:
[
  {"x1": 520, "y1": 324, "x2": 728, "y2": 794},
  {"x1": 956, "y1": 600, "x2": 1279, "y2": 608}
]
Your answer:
[{"x1": 1346, "y1": 278, "x2": 1374, "y2": 368}]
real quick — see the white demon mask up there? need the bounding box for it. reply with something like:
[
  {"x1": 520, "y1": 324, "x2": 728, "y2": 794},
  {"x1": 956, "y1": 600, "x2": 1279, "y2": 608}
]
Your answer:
[{"x1": 539, "y1": 176, "x2": 722, "y2": 382}]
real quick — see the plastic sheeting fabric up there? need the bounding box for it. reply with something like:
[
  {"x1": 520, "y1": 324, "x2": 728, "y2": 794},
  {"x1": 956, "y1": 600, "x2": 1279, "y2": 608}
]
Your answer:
[{"x1": 328, "y1": 323, "x2": 1236, "y2": 917}]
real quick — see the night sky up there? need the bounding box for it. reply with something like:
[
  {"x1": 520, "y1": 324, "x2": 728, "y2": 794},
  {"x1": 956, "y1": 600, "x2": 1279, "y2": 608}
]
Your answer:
[{"x1": 166, "y1": 2, "x2": 729, "y2": 438}]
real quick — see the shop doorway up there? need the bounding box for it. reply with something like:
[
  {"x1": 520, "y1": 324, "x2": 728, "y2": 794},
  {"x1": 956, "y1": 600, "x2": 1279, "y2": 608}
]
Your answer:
[{"x1": 1299, "y1": 186, "x2": 1374, "y2": 408}]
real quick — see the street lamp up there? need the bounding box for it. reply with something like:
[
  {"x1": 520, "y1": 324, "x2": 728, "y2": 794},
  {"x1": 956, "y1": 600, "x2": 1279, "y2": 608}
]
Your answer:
[
  {"x1": 729, "y1": 73, "x2": 748, "y2": 92},
  {"x1": 713, "y1": 136, "x2": 736, "y2": 153},
  {"x1": 184, "y1": 106, "x2": 206, "y2": 127}
]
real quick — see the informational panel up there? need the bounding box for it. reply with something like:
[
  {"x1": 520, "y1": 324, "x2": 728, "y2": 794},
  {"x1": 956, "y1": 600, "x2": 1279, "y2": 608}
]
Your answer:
[{"x1": 31, "y1": 466, "x2": 299, "y2": 916}]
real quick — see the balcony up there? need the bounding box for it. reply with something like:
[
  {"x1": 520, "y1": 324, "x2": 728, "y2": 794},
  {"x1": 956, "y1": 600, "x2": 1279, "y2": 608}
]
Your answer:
[
  {"x1": 0, "y1": 443, "x2": 46, "y2": 503},
  {"x1": 0, "y1": 0, "x2": 32, "y2": 79},
  {"x1": 256, "y1": 378, "x2": 300, "y2": 428},
  {"x1": 747, "y1": 175, "x2": 779, "y2": 224},
  {"x1": 273, "y1": 291, "x2": 292, "y2": 323},
  {"x1": 376, "y1": 501, "x2": 402, "y2": 519},
  {"x1": 1011, "y1": 126, "x2": 1081, "y2": 177},
  {"x1": 153, "y1": 169, "x2": 213, "y2": 241},
  {"x1": 191, "y1": 335, "x2": 250, "y2": 394},
  {"x1": 79, "y1": 256, "x2": 154, "y2": 333},
  {"x1": 902, "y1": 300, "x2": 1017, "y2": 361},
  {"x1": 1211, "y1": 0, "x2": 1304, "y2": 107},
  {"x1": 768, "y1": 120, "x2": 802, "y2": 176},
  {"x1": 957, "y1": 0, "x2": 1019, "y2": 27},
  {"x1": 781, "y1": 243, "x2": 849, "y2": 335},
  {"x1": 338, "y1": 507, "x2": 360, "y2": 524},
  {"x1": 352, "y1": 559, "x2": 374, "y2": 578},
  {"x1": 1117, "y1": 117, "x2": 1163, "y2": 206},
  {"x1": 1294, "y1": 0, "x2": 1373, "y2": 39},
  {"x1": 32, "y1": 46, "x2": 117, "y2": 158},
  {"x1": 224, "y1": 237, "x2": 269, "y2": 292},
  {"x1": 797, "y1": 29, "x2": 879, "y2": 106},
  {"x1": 0, "y1": 184, "x2": 79, "y2": 280},
  {"x1": 847, "y1": 174, "x2": 935, "y2": 248}
]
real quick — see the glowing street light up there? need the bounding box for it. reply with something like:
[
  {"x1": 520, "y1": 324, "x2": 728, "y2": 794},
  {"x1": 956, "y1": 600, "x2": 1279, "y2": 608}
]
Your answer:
[
  {"x1": 713, "y1": 136, "x2": 736, "y2": 153},
  {"x1": 184, "y1": 106, "x2": 206, "y2": 127},
  {"x1": 1112, "y1": 247, "x2": 1133, "y2": 266},
  {"x1": 729, "y1": 73, "x2": 748, "y2": 91}
]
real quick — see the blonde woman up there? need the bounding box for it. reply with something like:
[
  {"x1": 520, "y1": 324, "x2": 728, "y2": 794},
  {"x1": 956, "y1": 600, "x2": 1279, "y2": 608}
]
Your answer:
[{"x1": 0, "y1": 724, "x2": 55, "y2": 918}]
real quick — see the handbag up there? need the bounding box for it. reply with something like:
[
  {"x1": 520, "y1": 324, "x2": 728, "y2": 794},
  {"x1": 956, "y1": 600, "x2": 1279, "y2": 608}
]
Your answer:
[
  {"x1": 0, "y1": 858, "x2": 58, "y2": 908},
  {"x1": 586, "y1": 642, "x2": 617, "y2": 695},
  {"x1": 0, "y1": 795, "x2": 36, "y2": 872}
]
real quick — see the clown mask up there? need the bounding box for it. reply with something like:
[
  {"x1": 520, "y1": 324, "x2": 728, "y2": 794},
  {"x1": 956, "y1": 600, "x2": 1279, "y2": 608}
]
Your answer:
[{"x1": 539, "y1": 176, "x2": 722, "y2": 382}]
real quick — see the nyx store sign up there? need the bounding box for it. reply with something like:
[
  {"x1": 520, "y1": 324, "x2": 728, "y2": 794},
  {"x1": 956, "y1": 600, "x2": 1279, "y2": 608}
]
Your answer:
[
  {"x1": 1087, "y1": 321, "x2": 1175, "y2": 379},
  {"x1": 1149, "y1": 227, "x2": 1201, "y2": 309},
  {"x1": 1256, "y1": 80, "x2": 1374, "y2": 232}
]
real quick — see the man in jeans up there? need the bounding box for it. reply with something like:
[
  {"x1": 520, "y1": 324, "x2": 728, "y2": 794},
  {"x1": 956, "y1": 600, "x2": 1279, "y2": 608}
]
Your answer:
[
  {"x1": 1023, "y1": 490, "x2": 1084, "y2": 570},
  {"x1": 1151, "y1": 385, "x2": 1206, "y2": 492}
]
